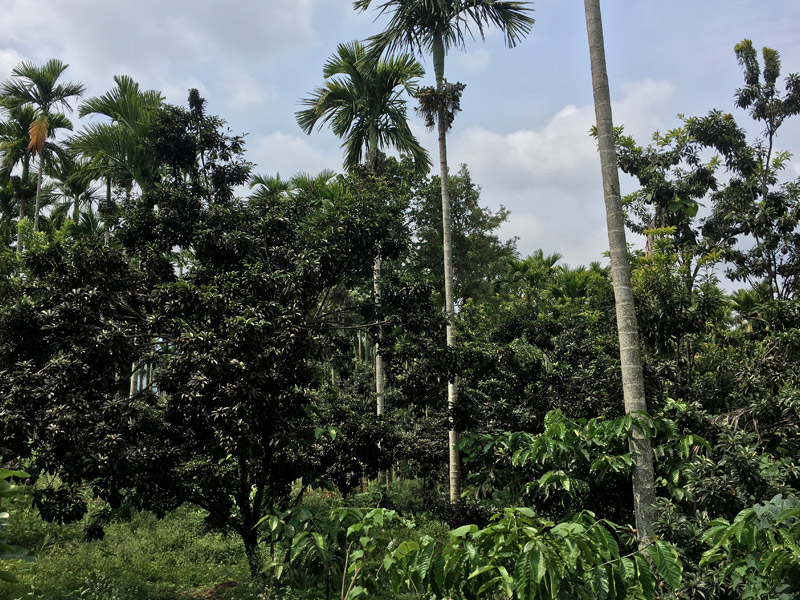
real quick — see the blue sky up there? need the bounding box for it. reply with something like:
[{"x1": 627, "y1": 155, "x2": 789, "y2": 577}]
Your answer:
[{"x1": 2, "y1": 0, "x2": 799, "y2": 267}]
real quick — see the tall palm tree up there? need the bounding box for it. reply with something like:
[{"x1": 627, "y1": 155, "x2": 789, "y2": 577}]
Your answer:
[
  {"x1": 0, "y1": 104, "x2": 72, "y2": 250},
  {"x1": 583, "y1": 0, "x2": 656, "y2": 547},
  {"x1": 296, "y1": 40, "x2": 430, "y2": 477},
  {"x1": 355, "y1": 0, "x2": 534, "y2": 501},
  {"x1": 73, "y1": 76, "x2": 163, "y2": 244},
  {"x1": 0, "y1": 59, "x2": 84, "y2": 232}
]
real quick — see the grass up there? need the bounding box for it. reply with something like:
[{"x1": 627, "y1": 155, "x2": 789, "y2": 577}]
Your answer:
[
  {"x1": 2, "y1": 492, "x2": 253, "y2": 600},
  {"x1": 0, "y1": 483, "x2": 444, "y2": 600}
]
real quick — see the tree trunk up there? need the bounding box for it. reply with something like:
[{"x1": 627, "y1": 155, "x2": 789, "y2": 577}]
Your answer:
[
  {"x1": 438, "y1": 100, "x2": 460, "y2": 503},
  {"x1": 584, "y1": 0, "x2": 656, "y2": 547},
  {"x1": 374, "y1": 256, "x2": 388, "y2": 486},
  {"x1": 33, "y1": 153, "x2": 44, "y2": 233},
  {"x1": 129, "y1": 363, "x2": 137, "y2": 398},
  {"x1": 15, "y1": 186, "x2": 23, "y2": 254},
  {"x1": 242, "y1": 528, "x2": 264, "y2": 577},
  {"x1": 16, "y1": 158, "x2": 30, "y2": 253},
  {"x1": 104, "y1": 176, "x2": 111, "y2": 246},
  {"x1": 431, "y1": 32, "x2": 460, "y2": 504}
]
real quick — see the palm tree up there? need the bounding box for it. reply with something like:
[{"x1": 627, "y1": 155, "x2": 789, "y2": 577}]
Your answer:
[
  {"x1": 355, "y1": 0, "x2": 534, "y2": 501},
  {"x1": 248, "y1": 172, "x2": 293, "y2": 207},
  {"x1": 0, "y1": 59, "x2": 84, "y2": 232},
  {"x1": 0, "y1": 105, "x2": 36, "y2": 250},
  {"x1": 583, "y1": 0, "x2": 656, "y2": 547},
  {"x1": 73, "y1": 76, "x2": 163, "y2": 244},
  {"x1": 296, "y1": 40, "x2": 430, "y2": 479},
  {"x1": 1, "y1": 104, "x2": 73, "y2": 250},
  {"x1": 74, "y1": 75, "x2": 162, "y2": 191},
  {"x1": 47, "y1": 151, "x2": 100, "y2": 223},
  {"x1": 0, "y1": 174, "x2": 17, "y2": 247},
  {"x1": 297, "y1": 40, "x2": 430, "y2": 174}
]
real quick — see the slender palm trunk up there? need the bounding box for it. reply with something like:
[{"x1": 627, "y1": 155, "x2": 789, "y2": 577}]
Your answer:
[
  {"x1": 129, "y1": 364, "x2": 137, "y2": 398},
  {"x1": 584, "y1": 0, "x2": 656, "y2": 546},
  {"x1": 33, "y1": 153, "x2": 44, "y2": 232},
  {"x1": 374, "y1": 258, "x2": 385, "y2": 415},
  {"x1": 367, "y1": 128, "x2": 388, "y2": 485},
  {"x1": 432, "y1": 34, "x2": 460, "y2": 503},
  {"x1": 374, "y1": 256, "x2": 387, "y2": 486},
  {"x1": 104, "y1": 176, "x2": 111, "y2": 246},
  {"x1": 16, "y1": 159, "x2": 29, "y2": 254}
]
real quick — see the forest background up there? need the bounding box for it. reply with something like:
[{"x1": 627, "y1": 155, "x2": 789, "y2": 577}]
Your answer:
[{"x1": 1, "y1": 1, "x2": 800, "y2": 600}]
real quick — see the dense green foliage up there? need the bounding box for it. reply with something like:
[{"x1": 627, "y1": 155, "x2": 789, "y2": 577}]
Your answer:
[{"x1": 1, "y1": 31, "x2": 800, "y2": 600}]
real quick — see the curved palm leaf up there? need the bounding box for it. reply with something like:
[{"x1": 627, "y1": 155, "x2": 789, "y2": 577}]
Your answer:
[
  {"x1": 74, "y1": 75, "x2": 163, "y2": 191},
  {"x1": 0, "y1": 59, "x2": 85, "y2": 115},
  {"x1": 355, "y1": 0, "x2": 534, "y2": 81},
  {"x1": 296, "y1": 40, "x2": 430, "y2": 173}
]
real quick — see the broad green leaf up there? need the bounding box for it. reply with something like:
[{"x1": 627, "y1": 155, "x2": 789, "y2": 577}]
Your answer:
[
  {"x1": 346, "y1": 585, "x2": 365, "y2": 599},
  {"x1": 468, "y1": 564, "x2": 494, "y2": 579},
  {"x1": 451, "y1": 524, "x2": 478, "y2": 538},
  {"x1": 0, "y1": 569, "x2": 19, "y2": 583},
  {"x1": 646, "y1": 540, "x2": 682, "y2": 590},
  {"x1": 634, "y1": 554, "x2": 655, "y2": 599}
]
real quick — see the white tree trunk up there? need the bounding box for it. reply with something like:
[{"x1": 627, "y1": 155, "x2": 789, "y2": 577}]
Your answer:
[
  {"x1": 374, "y1": 256, "x2": 387, "y2": 486},
  {"x1": 438, "y1": 101, "x2": 460, "y2": 503},
  {"x1": 584, "y1": 0, "x2": 657, "y2": 546},
  {"x1": 33, "y1": 154, "x2": 44, "y2": 233}
]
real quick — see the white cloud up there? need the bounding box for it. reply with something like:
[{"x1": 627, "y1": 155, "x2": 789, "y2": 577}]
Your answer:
[
  {"x1": 452, "y1": 49, "x2": 492, "y2": 74},
  {"x1": 248, "y1": 131, "x2": 339, "y2": 180},
  {"x1": 0, "y1": 49, "x2": 26, "y2": 80},
  {"x1": 0, "y1": 0, "x2": 320, "y2": 98},
  {"x1": 446, "y1": 79, "x2": 675, "y2": 264}
]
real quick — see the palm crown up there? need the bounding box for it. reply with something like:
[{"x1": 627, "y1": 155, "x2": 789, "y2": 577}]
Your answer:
[
  {"x1": 354, "y1": 0, "x2": 534, "y2": 83},
  {"x1": 73, "y1": 75, "x2": 163, "y2": 190},
  {"x1": 296, "y1": 40, "x2": 430, "y2": 173}
]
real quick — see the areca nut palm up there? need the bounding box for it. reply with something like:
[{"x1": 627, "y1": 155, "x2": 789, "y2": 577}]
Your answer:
[
  {"x1": 75, "y1": 75, "x2": 163, "y2": 192},
  {"x1": 584, "y1": 0, "x2": 656, "y2": 547},
  {"x1": 296, "y1": 40, "x2": 430, "y2": 174},
  {"x1": 355, "y1": 0, "x2": 534, "y2": 502},
  {"x1": 0, "y1": 105, "x2": 37, "y2": 245},
  {"x1": 47, "y1": 151, "x2": 100, "y2": 223},
  {"x1": 0, "y1": 104, "x2": 72, "y2": 250},
  {"x1": 297, "y1": 40, "x2": 430, "y2": 474},
  {"x1": 0, "y1": 59, "x2": 84, "y2": 232}
]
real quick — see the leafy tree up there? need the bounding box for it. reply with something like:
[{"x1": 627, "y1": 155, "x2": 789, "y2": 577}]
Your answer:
[
  {"x1": 356, "y1": 0, "x2": 535, "y2": 502},
  {"x1": 688, "y1": 40, "x2": 800, "y2": 304},
  {"x1": 0, "y1": 60, "x2": 84, "y2": 232},
  {"x1": 0, "y1": 91, "x2": 409, "y2": 576},
  {"x1": 583, "y1": 0, "x2": 657, "y2": 546},
  {"x1": 411, "y1": 163, "x2": 517, "y2": 307},
  {"x1": 701, "y1": 494, "x2": 800, "y2": 599}
]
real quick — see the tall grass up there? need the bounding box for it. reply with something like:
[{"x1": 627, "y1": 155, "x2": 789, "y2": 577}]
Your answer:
[{"x1": 2, "y1": 493, "x2": 250, "y2": 600}]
